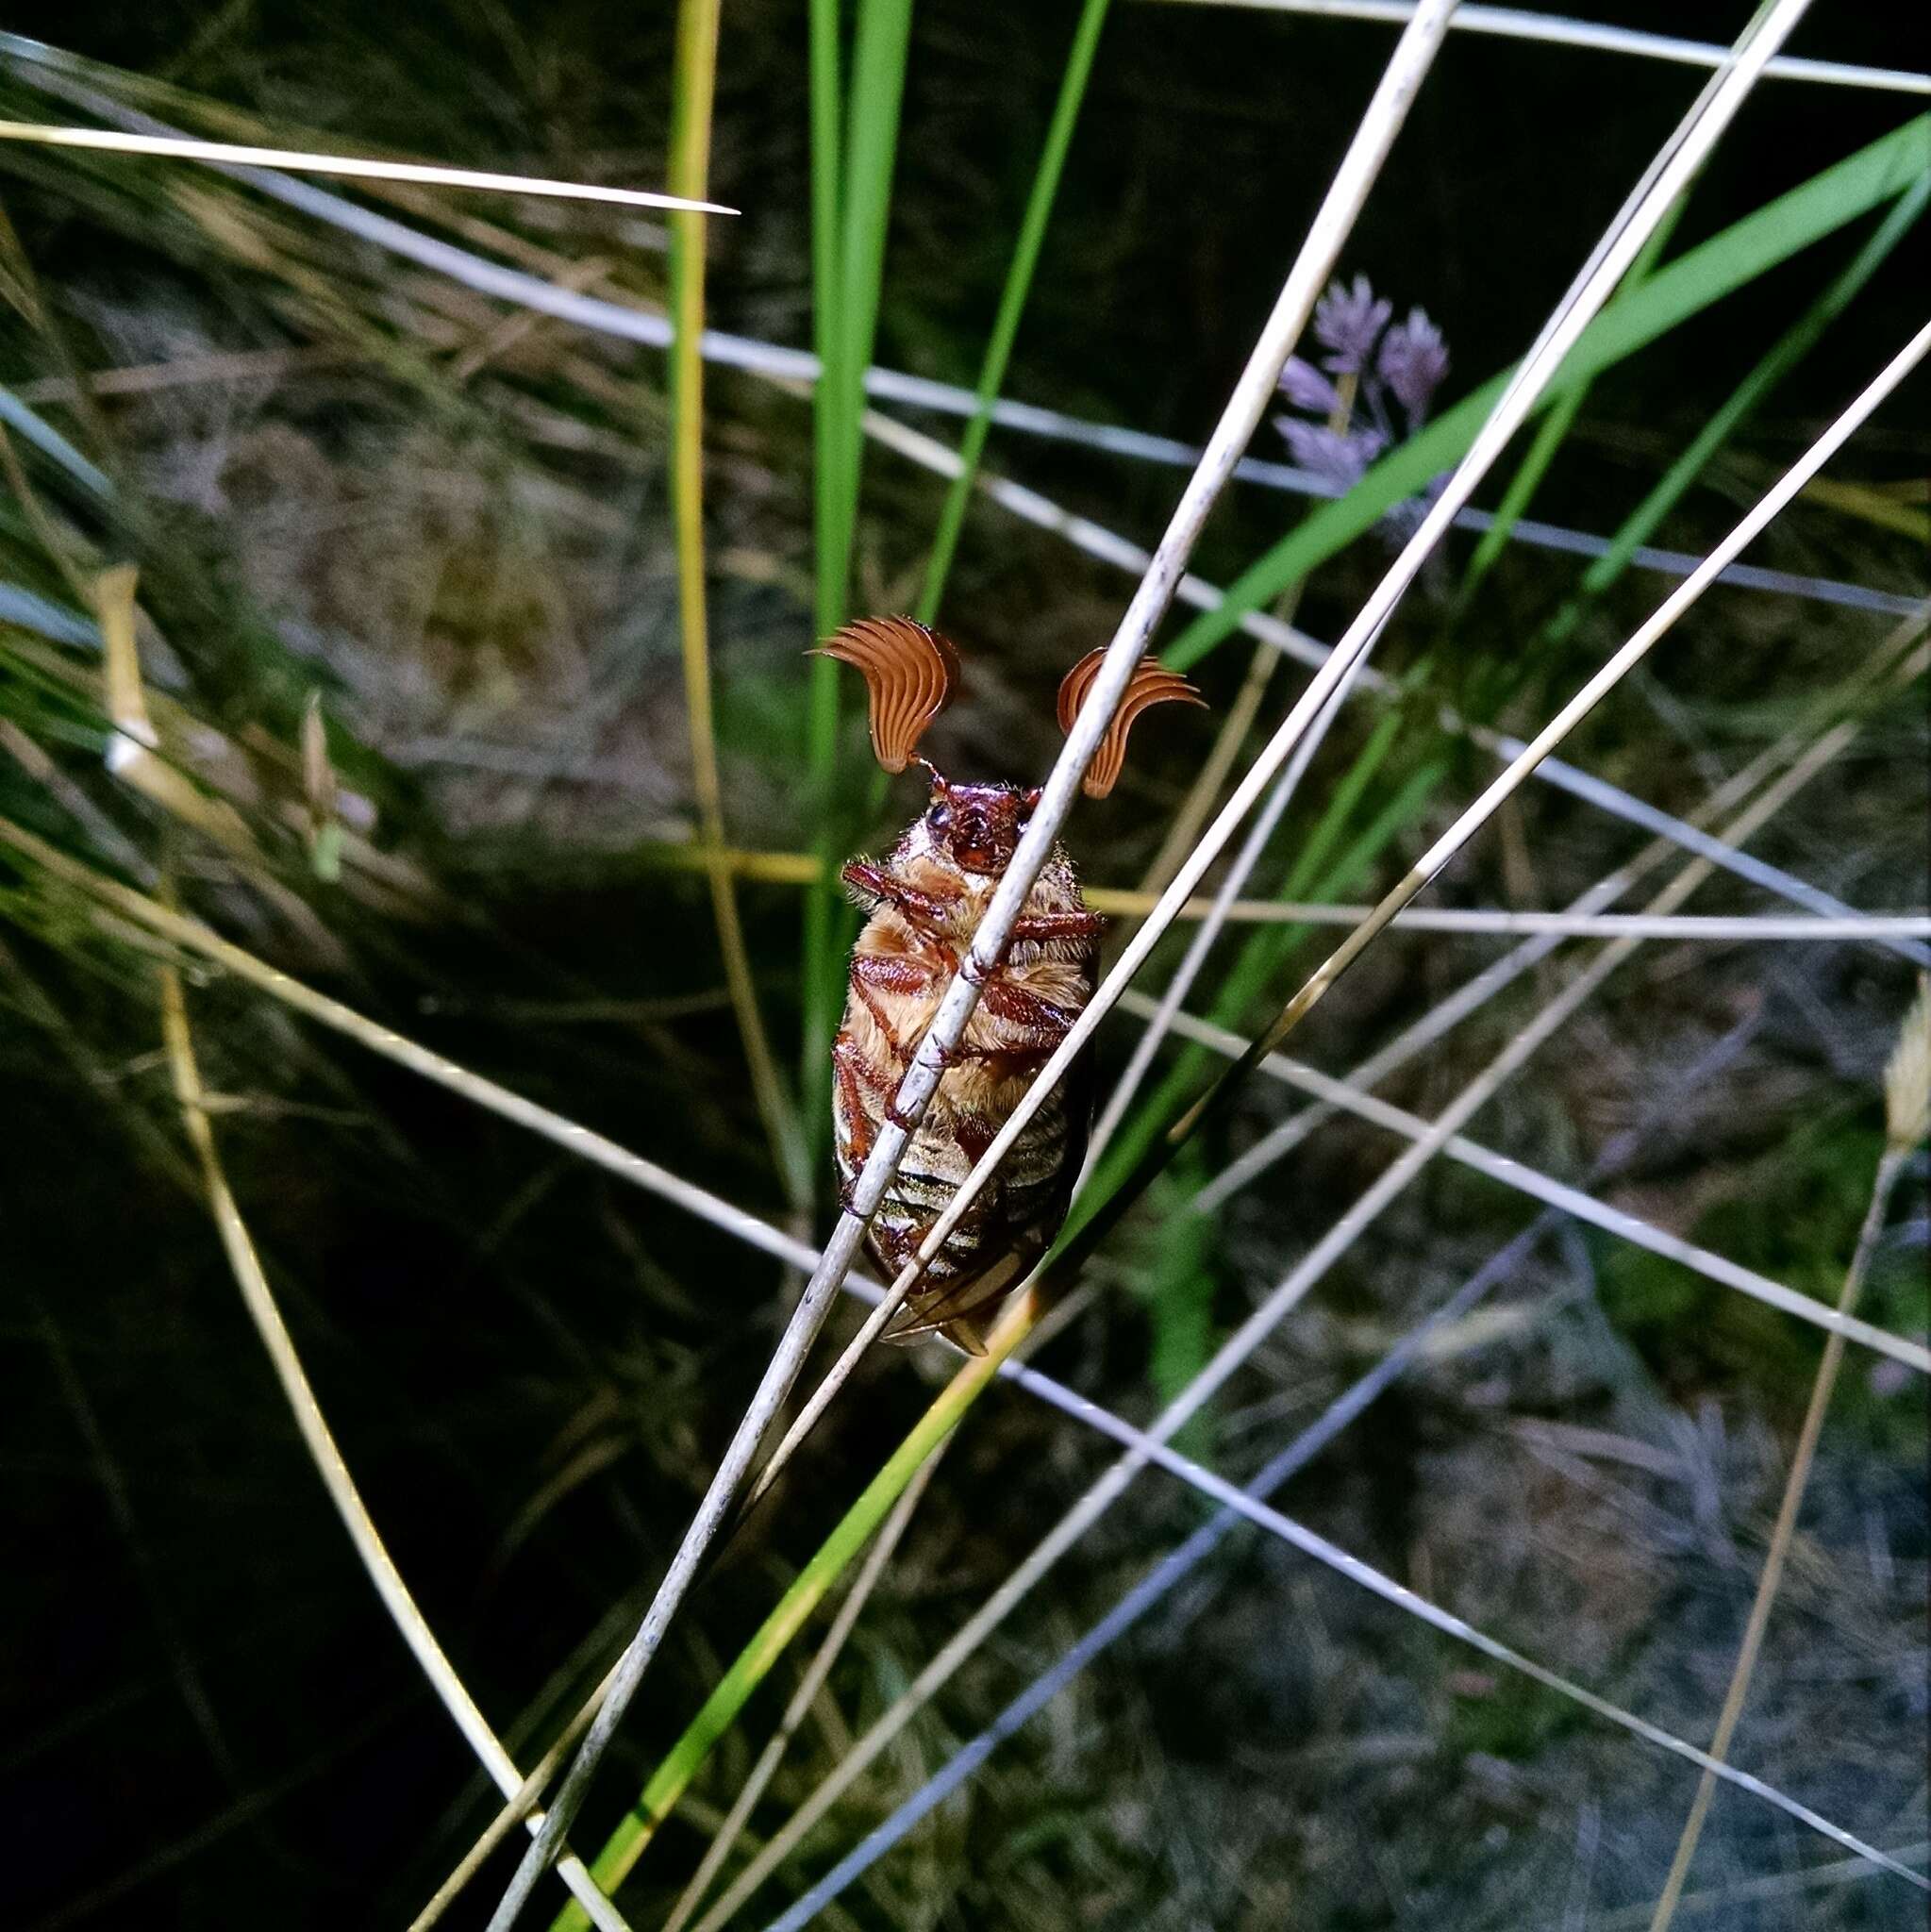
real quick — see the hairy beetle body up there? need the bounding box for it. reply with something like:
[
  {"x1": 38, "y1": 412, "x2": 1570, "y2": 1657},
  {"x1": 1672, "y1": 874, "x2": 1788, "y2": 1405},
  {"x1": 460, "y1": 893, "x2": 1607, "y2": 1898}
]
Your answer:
[{"x1": 833, "y1": 787, "x2": 1100, "y2": 1349}]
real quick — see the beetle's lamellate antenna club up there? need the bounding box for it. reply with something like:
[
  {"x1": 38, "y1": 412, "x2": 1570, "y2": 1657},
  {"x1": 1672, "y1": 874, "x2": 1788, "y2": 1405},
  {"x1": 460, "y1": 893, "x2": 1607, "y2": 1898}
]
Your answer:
[
  {"x1": 811, "y1": 615, "x2": 960, "y2": 774},
  {"x1": 1055, "y1": 646, "x2": 1208, "y2": 798},
  {"x1": 819, "y1": 619, "x2": 1202, "y2": 1349}
]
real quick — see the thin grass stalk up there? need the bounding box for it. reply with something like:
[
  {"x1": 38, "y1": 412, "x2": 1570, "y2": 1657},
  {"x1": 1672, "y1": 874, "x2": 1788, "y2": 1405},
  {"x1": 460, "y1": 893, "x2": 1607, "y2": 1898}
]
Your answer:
[
  {"x1": 656, "y1": 1448, "x2": 944, "y2": 1932},
  {"x1": 1539, "y1": 170, "x2": 1931, "y2": 650},
  {"x1": 1196, "y1": 618, "x2": 1931, "y2": 1209},
  {"x1": 1647, "y1": 982, "x2": 1931, "y2": 1929},
  {"x1": 665, "y1": 0, "x2": 810, "y2": 1208},
  {"x1": 1143, "y1": 0, "x2": 1931, "y2": 95},
  {"x1": 0, "y1": 117, "x2": 733, "y2": 211},
  {"x1": 1134, "y1": 605, "x2": 1286, "y2": 897},
  {"x1": 804, "y1": 0, "x2": 1817, "y2": 1383},
  {"x1": 1127, "y1": 996, "x2": 1927, "y2": 1366},
  {"x1": 484, "y1": 17, "x2": 1463, "y2": 1919},
  {"x1": 857, "y1": 405, "x2": 1930, "y2": 959},
  {"x1": 625, "y1": 847, "x2": 1931, "y2": 936},
  {"x1": 913, "y1": 0, "x2": 1113, "y2": 622},
  {"x1": 801, "y1": 0, "x2": 849, "y2": 1132},
  {"x1": 1132, "y1": 376, "x2": 1358, "y2": 905},
  {"x1": 631, "y1": 856, "x2": 1931, "y2": 939},
  {"x1": 153, "y1": 968, "x2": 630, "y2": 1932},
  {"x1": 1085, "y1": 648, "x2": 1369, "y2": 1163}
]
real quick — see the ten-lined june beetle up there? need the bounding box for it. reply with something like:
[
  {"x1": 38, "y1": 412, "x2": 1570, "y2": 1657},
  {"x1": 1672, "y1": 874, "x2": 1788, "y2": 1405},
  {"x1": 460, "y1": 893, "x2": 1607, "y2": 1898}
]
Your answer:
[{"x1": 816, "y1": 616, "x2": 1203, "y2": 1352}]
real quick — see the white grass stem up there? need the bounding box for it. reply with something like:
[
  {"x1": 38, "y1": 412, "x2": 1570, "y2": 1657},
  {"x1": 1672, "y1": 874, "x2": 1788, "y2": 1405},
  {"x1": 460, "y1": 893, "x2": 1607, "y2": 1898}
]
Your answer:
[
  {"x1": 1086, "y1": 651, "x2": 1367, "y2": 1163},
  {"x1": 0, "y1": 116, "x2": 734, "y2": 212},
  {"x1": 481, "y1": 14, "x2": 1463, "y2": 1922},
  {"x1": 1145, "y1": 0, "x2": 1931, "y2": 96},
  {"x1": 154, "y1": 969, "x2": 630, "y2": 1932}
]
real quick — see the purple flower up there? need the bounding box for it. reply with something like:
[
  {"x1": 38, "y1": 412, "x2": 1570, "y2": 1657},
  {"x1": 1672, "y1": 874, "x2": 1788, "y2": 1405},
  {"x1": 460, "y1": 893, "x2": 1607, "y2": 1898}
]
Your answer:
[
  {"x1": 1278, "y1": 418, "x2": 1386, "y2": 495},
  {"x1": 1277, "y1": 355, "x2": 1341, "y2": 415},
  {"x1": 1377, "y1": 307, "x2": 1449, "y2": 422},
  {"x1": 1273, "y1": 271, "x2": 1453, "y2": 576},
  {"x1": 1314, "y1": 274, "x2": 1391, "y2": 375}
]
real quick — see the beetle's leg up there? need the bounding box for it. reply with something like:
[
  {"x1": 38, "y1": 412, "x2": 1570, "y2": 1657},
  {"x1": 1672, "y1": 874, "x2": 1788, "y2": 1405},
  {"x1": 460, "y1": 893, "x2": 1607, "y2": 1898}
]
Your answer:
[
  {"x1": 1007, "y1": 908, "x2": 1105, "y2": 944},
  {"x1": 841, "y1": 862, "x2": 959, "y2": 937},
  {"x1": 832, "y1": 1035, "x2": 881, "y2": 1169},
  {"x1": 974, "y1": 974, "x2": 1083, "y2": 1042},
  {"x1": 847, "y1": 950, "x2": 939, "y2": 1057}
]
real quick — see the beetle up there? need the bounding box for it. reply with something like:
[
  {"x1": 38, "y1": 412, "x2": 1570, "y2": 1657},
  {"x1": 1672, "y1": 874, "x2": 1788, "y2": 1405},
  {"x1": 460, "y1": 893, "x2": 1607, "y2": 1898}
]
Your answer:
[{"x1": 815, "y1": 615, "x2": 1203, "y2": 1352}]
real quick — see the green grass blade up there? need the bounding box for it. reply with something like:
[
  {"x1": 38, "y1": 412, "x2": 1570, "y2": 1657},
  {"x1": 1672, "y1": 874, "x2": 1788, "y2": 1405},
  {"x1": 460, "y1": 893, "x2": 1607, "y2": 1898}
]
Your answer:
[
  {"x1": 552, "y1": 1334, "x2": 1010, "y2": 1929},
  {"x1": 1164, "y1": 114, "x2": 1931, "y2": 672},
  {"x1": 802, "y1": 0, "x2": 851, "y2": 1151},
  {"x1": 914, "y1": 0, "x2": 1114, "y2": 624},
  {"x1": 801, "y1": 0, "x2": 918, "y2": 1151},
  {"x1": 1540, "y1": 169, "x2": 1931, "y2": 649}
]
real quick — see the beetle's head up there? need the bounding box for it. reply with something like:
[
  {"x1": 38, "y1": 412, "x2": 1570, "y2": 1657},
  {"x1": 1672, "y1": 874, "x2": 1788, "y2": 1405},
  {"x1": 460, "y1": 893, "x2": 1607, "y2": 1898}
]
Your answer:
[{"x1": 921, "y1": 775, "x2": 1042, "y2": 877}]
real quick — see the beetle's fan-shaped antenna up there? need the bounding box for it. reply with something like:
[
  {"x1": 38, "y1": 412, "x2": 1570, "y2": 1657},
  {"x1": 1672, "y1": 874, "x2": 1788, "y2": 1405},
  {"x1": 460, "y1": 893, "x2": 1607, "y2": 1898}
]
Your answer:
[
  {"x1": 1056, "y1": 648, "x2": 1206, "y2": 798},
  {"x1": 812, "y1": 616, "x2": 962, "y2": 774}
]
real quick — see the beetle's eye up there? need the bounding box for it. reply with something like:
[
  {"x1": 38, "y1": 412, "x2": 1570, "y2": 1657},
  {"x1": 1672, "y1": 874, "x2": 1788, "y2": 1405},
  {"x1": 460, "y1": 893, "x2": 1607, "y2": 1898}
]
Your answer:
[{"x1": 928, "y1": 804, "x2": 952, "y2": 832}]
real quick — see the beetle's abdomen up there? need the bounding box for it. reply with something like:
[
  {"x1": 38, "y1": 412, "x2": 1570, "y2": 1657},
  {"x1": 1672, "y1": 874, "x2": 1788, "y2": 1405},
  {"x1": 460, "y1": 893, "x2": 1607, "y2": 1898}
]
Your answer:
[{"x1": 830, "y1": 854, "x2": 1096, "y2": 1348}]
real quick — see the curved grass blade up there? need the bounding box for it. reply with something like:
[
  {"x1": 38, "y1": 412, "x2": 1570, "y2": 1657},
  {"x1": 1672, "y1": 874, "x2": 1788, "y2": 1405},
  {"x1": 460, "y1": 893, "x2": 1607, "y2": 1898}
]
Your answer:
[{"x1": 1539, "y1": 168, "x2": 1931, "y2": 650}]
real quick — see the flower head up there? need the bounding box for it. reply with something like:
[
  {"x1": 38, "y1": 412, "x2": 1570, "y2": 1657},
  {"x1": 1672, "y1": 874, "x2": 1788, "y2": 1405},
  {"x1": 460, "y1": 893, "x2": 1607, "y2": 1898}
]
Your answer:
[
  {"x1": 1274, "y1": 272, "x2": 1453, "y2": 577},
  {"x1": 1377, "y1": 307, "x2": 1449, "y2": 423},
  {"x1": 1314, "y1": 274, "x2": 1392, "y2": 375},
  {"x1": 1278, "y1": 418, "x2": 1386, "y2": 496},
  {"x1": 1277, "y1": 355, "x2": 1341, "y2": 415}
]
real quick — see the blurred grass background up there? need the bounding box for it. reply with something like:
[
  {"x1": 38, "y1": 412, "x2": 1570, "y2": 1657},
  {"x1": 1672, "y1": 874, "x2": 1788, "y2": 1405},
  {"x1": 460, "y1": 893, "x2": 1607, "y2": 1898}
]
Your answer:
[{"x1": 0, "y1": 3, "x2": 1925, "y2": 1927}]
